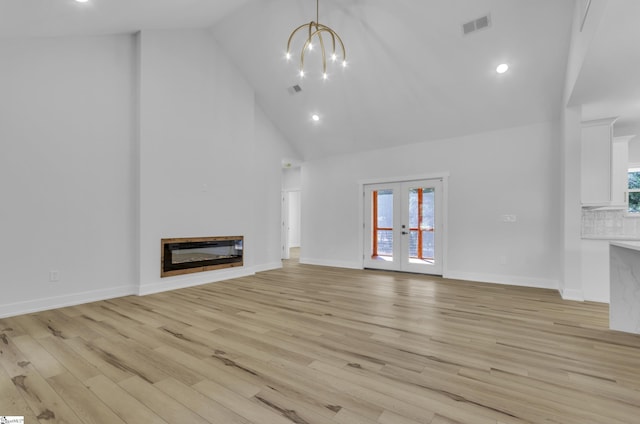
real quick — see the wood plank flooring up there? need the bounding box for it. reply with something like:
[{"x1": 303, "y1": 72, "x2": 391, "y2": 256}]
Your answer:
[{"x1": 1, "y1": 258, "x2": 640, "y2": 423}]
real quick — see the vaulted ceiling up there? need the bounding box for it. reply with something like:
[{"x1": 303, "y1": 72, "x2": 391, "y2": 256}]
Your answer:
[
  {"x1": 212, "y1": 0, "x2": 574, "y2": 159},
  {"x1": 1, "y1": 0, "x2": 636, "y2": 160},
  {"x1": 568, "y1": 0, "x2": 640, "y2": 137}
]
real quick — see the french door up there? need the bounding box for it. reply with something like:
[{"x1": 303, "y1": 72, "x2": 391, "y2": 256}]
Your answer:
[{"x1": 363, "y1": 179, "x2": 443, "y2": 275}]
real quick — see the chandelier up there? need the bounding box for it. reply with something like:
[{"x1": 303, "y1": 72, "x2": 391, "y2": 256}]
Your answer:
[{"x1": 286, "y1": 0, "x2": 347, "y2": 80}]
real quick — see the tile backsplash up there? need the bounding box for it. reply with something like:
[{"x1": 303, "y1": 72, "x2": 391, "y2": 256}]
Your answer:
[{"x1": 582, "y1": 208, "x2": 640, "y2": 239}]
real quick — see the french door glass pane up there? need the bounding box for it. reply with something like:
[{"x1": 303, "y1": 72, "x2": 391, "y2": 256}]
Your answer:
[
  {"x1": 409, "y1": 189, "x2": 419, "y2": 228},
  {"x1": 422, "y1": 188, "x2": 435, "y2": 229},
  {"x1": 377, "y1": 230, "x2": 393, "y2": 256},
  {"x1": 406, "y1": 187, "x2": 436, "y2": 260},
  {"x1": 422, "y1": 188, "x2": 435, "y2": 259},
  {"x1": 374, "y1": 189, "x2": 394, "y2": 258},
  {"x1": 409, "y1": 231, "x2": 418, "y2": 257},
  {"x1": 377, "y1": 190, "x2": 393, "y2": 227},
  {"x1": 422, "y1": 231, "x2": 434, "y2": 259}
]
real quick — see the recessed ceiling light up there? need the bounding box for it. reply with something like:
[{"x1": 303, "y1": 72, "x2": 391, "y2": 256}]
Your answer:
[
  {"x1": 311, "y1": 114, "x2": 320, "y2": 122},
  {"x1": 496, "y1": 63, "x2": 509, "y2": 74},
  {"x1": 75, "y1": 0, "x2": 89, "y2": 2}
]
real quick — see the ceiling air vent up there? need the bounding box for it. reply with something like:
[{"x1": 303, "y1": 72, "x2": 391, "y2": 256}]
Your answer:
[
  {"x1": 287, "y1": 84, "x2": 303, "y2": 95},
  {"x1": 462, "y1": 14, "x2": 491, "y2": 35}
]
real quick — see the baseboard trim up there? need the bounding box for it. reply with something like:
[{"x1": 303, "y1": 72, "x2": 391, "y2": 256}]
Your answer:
[
  {"x1": 0, "y1": 263, "x2": 286, "y2": 319},
  {"x1": 299, "y1": 257, "x2": 362, "y2": 270},
  {"x1": 444, "y1": 271, "x2": 559, "y2": 291},
  {"x1": 0, "y1": 285, "x2": 136, "y2": 319},
  {"x1": 138, "y1": 267, "x2": 257, "y2": 296},
  {"x1": 560, "y1": 288, "x2": 585, "y2": 302},
  {"x1": 250, "y1": 261, "x2": 283, "y2": 274}
]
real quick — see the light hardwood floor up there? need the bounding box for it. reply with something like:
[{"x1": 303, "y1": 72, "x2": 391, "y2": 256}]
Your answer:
[{"x1": 1, "y1": 258, "x2": 640, "y2": 424}]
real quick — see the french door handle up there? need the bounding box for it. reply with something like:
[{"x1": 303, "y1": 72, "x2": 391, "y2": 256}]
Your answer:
[{"x1": 402, "y1": 231, "x2": 409, "y2": 235}]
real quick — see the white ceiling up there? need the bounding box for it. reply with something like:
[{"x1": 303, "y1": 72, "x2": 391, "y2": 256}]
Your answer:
[
  {"x1": 568, "y1": 0, "x2": 640, "y2": 138},
  {"x1": 212, "y1": 0, "x2": 574, "y2": 159},
  {"x1": 4, "y1": 0, "x2": 635, "y2": 160},
  {"x1": 0, "y1": 0, "x2": 253, "y2": 37}
]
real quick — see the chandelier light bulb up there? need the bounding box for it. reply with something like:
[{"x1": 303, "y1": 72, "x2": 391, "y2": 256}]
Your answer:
[
  {"x1": 299, "y1": 70, "x2": 305, "y2": 78},
  {"x1": 286, "y1": 52, "x2": 291, "y2": 60},
  {"x1": 331, "y1": 53, "x2": 337, "y2": 62},
  {"x1": 312, "y1": 114, "x2": 320, "y2": 122},
  {"x1": 323, "y1": 73, "x2": 328, "y2": 80}
]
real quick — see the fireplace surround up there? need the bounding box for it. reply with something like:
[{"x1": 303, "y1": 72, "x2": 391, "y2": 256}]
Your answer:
[{"x1": 161, "y1": 236, "x2": 243, "y2": 277}]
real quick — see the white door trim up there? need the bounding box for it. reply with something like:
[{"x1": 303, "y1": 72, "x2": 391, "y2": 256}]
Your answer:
[{"x1": 281, "y1": 191, "x2": 290, "y2": 260}]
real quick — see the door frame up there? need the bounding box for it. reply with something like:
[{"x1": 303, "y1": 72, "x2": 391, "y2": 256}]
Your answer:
[
  {"x1": 281, "y1": 190, "x2": 290, "y2": 259},
  {"x1": 281, "y1": 189, "x2": 302, "y2": 260},
  {"x1": 358, "y1": 173, "x2": 449, "y2": 276}
]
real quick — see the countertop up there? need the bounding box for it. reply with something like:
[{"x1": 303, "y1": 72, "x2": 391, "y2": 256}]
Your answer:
[
  {"x1": 584, "y1": 236, "x2": 640, "y2": 241},
  {"x1": 610, "y1": 241, "x2": 640, "y2": 252}
]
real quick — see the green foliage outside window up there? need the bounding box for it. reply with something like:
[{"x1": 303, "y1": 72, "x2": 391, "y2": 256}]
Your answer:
[{"x1": 629, "y1": 171, "x2": 640, "y2": 213}]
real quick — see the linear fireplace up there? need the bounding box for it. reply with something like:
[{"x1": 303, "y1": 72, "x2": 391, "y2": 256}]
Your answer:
[{"x1": 161, "y1": 236, "x2": 243, "y2": 277}]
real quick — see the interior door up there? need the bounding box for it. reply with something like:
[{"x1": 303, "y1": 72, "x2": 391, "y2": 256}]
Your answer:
[{"x1": 364, "y1": 179, "x2": 443, "y2": 275}]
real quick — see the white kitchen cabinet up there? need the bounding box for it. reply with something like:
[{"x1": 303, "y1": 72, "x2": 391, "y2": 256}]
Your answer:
[
  {"x1": 580, "y1": 117, "x2": 618, "y2": 206},
  {"x1": 611, "y1": 135, "x2": 633, "y2": 205}
]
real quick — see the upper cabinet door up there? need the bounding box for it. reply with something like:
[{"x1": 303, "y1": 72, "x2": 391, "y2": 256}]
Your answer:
[
  {"x1": 611, "y1": 136, "x2": 633, "y2": 206},
  {"x1": 581, "y1": 117, "x2": 617, "y2": 206}
]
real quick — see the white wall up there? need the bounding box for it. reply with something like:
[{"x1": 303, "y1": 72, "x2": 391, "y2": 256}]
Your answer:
[
  {"x1": 138, "y1": 29, "x2": 296, "y2": 294},
  {"x1": 287, "y1": 191, "x2": 301, "y2": 248},
  {"x1": 0, "y1": 29, "x2": 297, "y2": 316},
  {"x1": 0, "y1": 35, "x2": 138, "y2": 316},
  {"x1": 560, "y1": 0, "x2": 616, "y2": 303},
  {"x1": 254, "y1": 107, "x2": 300, "y2": 266},
  {"x1": 302, "y1": 121, "x2": 562, "y2": 289},
  {"x1": 630, "y1": 138, "x2": 640, "y2": 164},
  {"x1": 561, "y1": 104, "x2": 585, "y2": 301}
]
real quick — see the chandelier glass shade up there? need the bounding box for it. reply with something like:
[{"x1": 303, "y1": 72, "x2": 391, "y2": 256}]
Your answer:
[{"x1": 286, "y1": 0, "x2": 346, "y2": 80}]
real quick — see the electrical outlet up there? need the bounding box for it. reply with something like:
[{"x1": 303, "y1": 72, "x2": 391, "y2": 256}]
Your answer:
[
  {"x1": 49, "y1": 270, "x2": 59, "y2": 282},
  {"x1": 501, "y1": 214, "x2": 517, "y2": 223}
]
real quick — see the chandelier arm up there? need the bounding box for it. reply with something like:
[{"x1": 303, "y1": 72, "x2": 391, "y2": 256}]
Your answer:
[
  {"x1": 308, "y1": 21, "x2": 315, "y2": 41},
  {"x1": 317, "y1": 23, "x2": 336, "y2": 56},
  {"x1": 287, "y1": 23, "x2": 313, "y2": 53},
  {"x1": 331, "y1": 29, "x2": 347, "y2": 62},
  {"x1": 301, "y1": 37, "x2": 311, "y2": 72},
  {"x1": 310, "y1": 27, "x2": 346, "y2": 62},
  {"x1": 331, "y1": 32, "x2": 336, "y2": 57},
  {"x1": 317, "y1": 31, "x2": 327, "y2": 75},
  {"x1": 315, "y1": 24, "x2": 346, "y2": 60}
]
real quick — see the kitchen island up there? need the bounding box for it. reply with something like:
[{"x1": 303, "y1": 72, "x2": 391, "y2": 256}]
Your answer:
[{"x1": 610, "y1": 241, "x2": 640, "y2": 334}]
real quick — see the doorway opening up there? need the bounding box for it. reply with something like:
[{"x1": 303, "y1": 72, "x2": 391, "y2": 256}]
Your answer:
[{"x1": 282, "y1": 165, "x2": 302, "y2": 261}]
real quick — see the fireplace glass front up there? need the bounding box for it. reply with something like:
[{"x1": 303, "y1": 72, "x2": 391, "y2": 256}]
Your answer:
[{"x1": 161, "y1": 236, "x2": 243, "y2": 277}]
